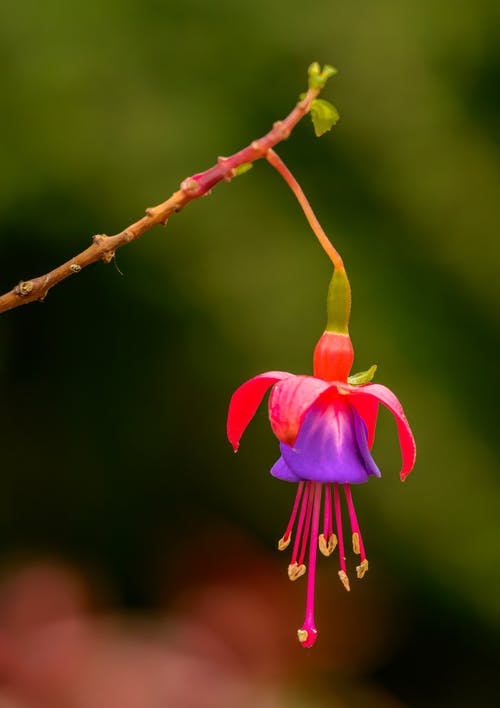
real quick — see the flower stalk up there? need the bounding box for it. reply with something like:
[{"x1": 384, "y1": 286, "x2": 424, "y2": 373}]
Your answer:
[{"x1": 228, "y1": 110, "x2": 416, "y2": 645}]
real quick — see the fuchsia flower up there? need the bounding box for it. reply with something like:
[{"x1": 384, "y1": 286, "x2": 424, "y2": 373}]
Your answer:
[{"x1": 227, "y1": 266, "x2": 416, "y2": 648}]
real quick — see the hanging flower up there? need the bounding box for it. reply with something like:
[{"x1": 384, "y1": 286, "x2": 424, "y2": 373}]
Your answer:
[{"x1": 227, "y1": 266, "x2": 416, "y2": 648}]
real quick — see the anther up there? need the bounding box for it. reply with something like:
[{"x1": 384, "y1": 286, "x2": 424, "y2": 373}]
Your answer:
[
  {"x1": 356, "y1": 559, "x2": 369, "y2": 579},
  {"x1": 352, "y1": 532, "x2": 360, "y2": 555},
  {"x1": 338, "y1": 570, "x2": 351, "y2": 592},
  {"x1": 288, "y1": 563, "x2": 306, "y2": 581},
  {"x1": 278, "y1": 535, "x2": 290, "y2": 551},
  {"x1": 318, "y1": 533, "x2": 337, "y2": 556},
  {"x1": 318, "y1": 534, "x2": 328, "y2": 556}
]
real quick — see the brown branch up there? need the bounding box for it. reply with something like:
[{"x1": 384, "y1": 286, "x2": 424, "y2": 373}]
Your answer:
[{"x1": 0, "y1": 83, "x2": 323, "y2": 315}]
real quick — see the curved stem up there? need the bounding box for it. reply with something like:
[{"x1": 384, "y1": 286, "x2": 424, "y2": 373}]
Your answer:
[{"x1": 265, "y1": 148, "x2": 345, "y2": 271}]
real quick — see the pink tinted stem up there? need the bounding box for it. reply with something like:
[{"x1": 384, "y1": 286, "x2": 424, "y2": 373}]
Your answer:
[{"x1": 266, "y1": 149, "x2": 345, "y2": 271}]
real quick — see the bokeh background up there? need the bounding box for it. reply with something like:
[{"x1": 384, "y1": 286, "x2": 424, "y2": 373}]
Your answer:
[{"x1": 0, "y1": 1, "x2": 499, "y2": 706}]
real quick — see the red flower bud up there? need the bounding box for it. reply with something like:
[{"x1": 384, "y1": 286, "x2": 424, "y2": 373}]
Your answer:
[{"x1": 313, "y1": 331, "x2": 354, "y2": 382}]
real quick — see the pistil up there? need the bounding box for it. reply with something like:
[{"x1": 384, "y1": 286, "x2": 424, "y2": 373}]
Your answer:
[{"x1": 297, "y1": 482, "x2": 322, "y2": 647}]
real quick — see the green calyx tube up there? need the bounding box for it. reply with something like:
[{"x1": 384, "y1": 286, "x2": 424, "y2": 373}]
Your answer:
[{"x1": 325, "y1": 267, "x2": 351, "y2": 334}]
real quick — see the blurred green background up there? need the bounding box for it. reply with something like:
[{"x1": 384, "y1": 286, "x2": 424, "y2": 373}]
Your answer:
[{"x1": 0, "y1": 1, "x2": 499, "y2": 706}]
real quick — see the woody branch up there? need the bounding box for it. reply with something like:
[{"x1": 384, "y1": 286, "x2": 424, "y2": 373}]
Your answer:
[{"x1": 0, "y1": 77, "x2": 327, "y2": 315}]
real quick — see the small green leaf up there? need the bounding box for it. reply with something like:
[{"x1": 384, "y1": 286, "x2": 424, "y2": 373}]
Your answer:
[
  {"x1": 233, "y1": 162, "x2": 253, "y2": 177},
  {"x1": 309, "y1": 98, "x2": 340, "y2": 137},
  {"x1": 308, "y1": 63, "x2": 338, "y2": 89},
  {"x1": 308, "y1": 62, "x2": 321, "y2": 79},
  {"x1": 322, "y1": 65, "x2": 338, "y2": 80},
  {"x1": 348, "y1": 364, "x2": 377, "y2": 386}
]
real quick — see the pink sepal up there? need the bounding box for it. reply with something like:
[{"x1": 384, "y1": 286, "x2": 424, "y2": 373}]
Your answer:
[
  {"x1": 227, "y1": 371, "x2": 291, "y2": 451},
  {"x1": 346, "y1": 383, "x2": 416, "y2": 480}
]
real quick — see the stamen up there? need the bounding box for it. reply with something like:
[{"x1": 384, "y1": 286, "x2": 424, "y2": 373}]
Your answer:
[
  {"x1": 290, "y1": 482, "x2": 311, "y2": 565},
  {"x1": 318, "y1": 533, "x2": 337, "y2": 556},
  {"x1": 344, "y1": 484, "x2": 368, "y2": 576},
  {"x1": 297, "y1": 482, "x2": 322, "y2": 648},
  {"x1": 334, "y1": 483, "x2": 350, "y2": 591},
  {"x1": 278, "y1": 537, "x2": 290, "y2": 551},
  {"x1": 278, "y1": 482, "x2": 304, "y2": 550},
  {"x1": 297, "y1": 484, "x2": 315, "y2": 566},
  {"x1": 318, "y1": 483, "x2": 337, "y2": 556},
  {"x1": 356, "y1": 559, "x2": 369, "y2": 579},
  {"x1": 338, "y1": 570, "x2": 351, "y2": 592},
  {"x1": 352, "y1": 532, "x2": 360, "y2": 555},
  {"x1": 323, "y1": 483, "x2": 332, "y2": 538},
  {"x1": 288, "y1": 562, "x2": 306, "y2": 581}
]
